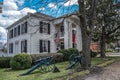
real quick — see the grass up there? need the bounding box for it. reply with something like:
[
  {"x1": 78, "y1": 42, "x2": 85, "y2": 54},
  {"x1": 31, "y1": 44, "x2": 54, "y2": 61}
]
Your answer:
[{"x1": 0, "y1": 57, "x2": 119, "y2": 80}]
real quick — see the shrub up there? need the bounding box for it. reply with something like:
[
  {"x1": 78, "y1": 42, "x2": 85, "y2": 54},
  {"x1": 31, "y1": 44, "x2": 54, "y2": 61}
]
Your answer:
[
  {"x1": 30, "y1": 53, "x2": 64, "y2": 63},
  {"x1": 90, "y1": 50, "x2": 98, "y2": 57},
  {"x1": 10, "y1": 53, "x2": 32, "y2": 70},
  {"x1": 57, "y1": 48, "x2": 79, "y2": 61},
  {"x1": 0, "y1": 57, "x2": 11, "y2": 68}
]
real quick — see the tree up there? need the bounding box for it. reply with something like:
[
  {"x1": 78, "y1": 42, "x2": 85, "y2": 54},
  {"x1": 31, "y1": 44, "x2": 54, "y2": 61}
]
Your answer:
[
  {"x1": 78, "y1": 0, "x2": 97, "y2": 69},
  {"x1": 93, "y1": 0, "x2": 120, "y2": 57}
]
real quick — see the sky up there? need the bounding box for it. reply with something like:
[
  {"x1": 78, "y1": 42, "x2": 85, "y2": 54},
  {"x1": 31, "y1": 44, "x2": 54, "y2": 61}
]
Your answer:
[{"x1": 0, "y1": 0, "x2": 78, "y2": 43}]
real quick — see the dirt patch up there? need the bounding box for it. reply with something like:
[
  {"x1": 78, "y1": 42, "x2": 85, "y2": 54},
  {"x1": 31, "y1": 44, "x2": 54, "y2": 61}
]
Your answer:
[{"x1": 83, "y1": 61, "x2": 120, "y2": 80}]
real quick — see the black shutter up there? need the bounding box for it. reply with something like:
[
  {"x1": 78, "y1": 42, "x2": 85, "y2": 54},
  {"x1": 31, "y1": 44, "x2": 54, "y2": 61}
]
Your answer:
[
  {"x1": 40, "y1": 40, "x2": 43, "y2": 53},
  {"x1": 40, "y1": 22, "x2": 43, "y2": 33},
  {"x1": 11, "y1": 29, "x2": 13, "y2": 38},
  {"x1": 48, "y1": 40, "x2": 50, "y2": 53},
  {"x1": 48, "y1": 23, "x2": 50, "y2": 34},
  {"x1": 25, "y1": 22, "x2": 27, "y2": 33},
  {"x1": 11, "y1": 43, "x2": 13, "y2": 53},
  {"x1": 18, "y1": 25, "x2": 20, "y2": 35},
  {"x1": 21, "y1": 41, "x2": 23, "y2": 53},
  {"x1": 25, "y1": 40, "x2": 27, "y2": 53}
]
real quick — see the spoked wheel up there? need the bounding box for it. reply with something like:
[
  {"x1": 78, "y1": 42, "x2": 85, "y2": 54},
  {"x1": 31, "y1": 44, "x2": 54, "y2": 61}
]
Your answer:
[
  {"x1": 40, "y1": 63, "x2": 55, "y2": 73},
  {"x1": 39, "y1": 58, "x2": 55, "y2": 73},
  {"x1": 69, "y1": 54, "x2": 76, "y2": 64}
]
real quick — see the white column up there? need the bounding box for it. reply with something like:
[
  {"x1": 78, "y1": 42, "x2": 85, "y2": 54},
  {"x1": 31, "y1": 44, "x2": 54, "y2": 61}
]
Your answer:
[
  {"x1": 68, "y1": 22, "x2": 73, "y2": 48},
  {"x1": 64, "y1": 19, "x2": 69, "y2": 49},
  {"x1": 76, "y1": 25, "x2": 82, "y2": 51},
  {"x1": 50, "y1": 22, "x2": 57, "y2": 52}
]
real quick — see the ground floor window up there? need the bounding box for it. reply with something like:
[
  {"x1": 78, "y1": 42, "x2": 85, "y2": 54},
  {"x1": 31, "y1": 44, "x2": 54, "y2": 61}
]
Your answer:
[
  {"x1": 9, "y1": 43, "x2": 13, "y2": 53},
  {"x1": 39, "y1": 40, "x2": 50, "y2": 53},
  {"x1": 21, "y1": 40, "x2": 27, "y2": 53},
  {"x1": 56, "y1": 39, "x2": 64, "y2": 50}
]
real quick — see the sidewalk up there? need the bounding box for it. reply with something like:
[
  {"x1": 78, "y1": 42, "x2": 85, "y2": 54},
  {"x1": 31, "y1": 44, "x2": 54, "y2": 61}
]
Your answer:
[
  {"x1": 106, "y1": 52, "x2": 120, "y2": 56},
  {"x1": 83, "y1": 60, "x2": 120, "y2": 80}
]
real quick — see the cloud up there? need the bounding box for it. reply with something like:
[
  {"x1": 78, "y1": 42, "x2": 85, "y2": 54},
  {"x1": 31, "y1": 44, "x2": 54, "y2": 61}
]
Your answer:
[
  {"x1": 64, "y1": 0, "x2": 78, "y2": 6},
  {"x1": 0, "y1": 0, "x2": 36, "y2": 29},
  {"x1": 0, "y1": 26, "x2": 7, "y2": 36},
  {"x1": 3, "y1": 0, "x2": 18, "y2": 10},
  {"x1": 48, "y1": 3, "x2": 57, "y2": 9},
  {"x1": 20, "y1": 7, "x2": 36, "y2": 14}
]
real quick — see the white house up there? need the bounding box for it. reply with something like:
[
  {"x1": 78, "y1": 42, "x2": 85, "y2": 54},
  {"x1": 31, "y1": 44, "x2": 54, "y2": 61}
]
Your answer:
[{"x1": 7, "y1": 12, "x2": 82, "y2": 56}]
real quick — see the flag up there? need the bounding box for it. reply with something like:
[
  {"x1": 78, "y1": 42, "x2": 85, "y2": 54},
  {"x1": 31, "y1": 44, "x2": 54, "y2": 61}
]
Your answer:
[
  {"x1": 55, "y1": 32, "x2": 60, "y2": 44},
  {"x1": 72, "y1": 31, "x2": 76, "y2": 44}
]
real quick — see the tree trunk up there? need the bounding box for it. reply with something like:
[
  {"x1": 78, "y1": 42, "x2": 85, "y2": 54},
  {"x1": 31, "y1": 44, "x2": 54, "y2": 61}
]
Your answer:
[
  {"x1": 78, "y1": 0, "x2": 91, "y2": 69},
  {"x1": 100, "y1": 26, "x2": 106, "y2": 57},
  {"x1": 81, "y1": 30, "x2": 91, "y2": 69}
]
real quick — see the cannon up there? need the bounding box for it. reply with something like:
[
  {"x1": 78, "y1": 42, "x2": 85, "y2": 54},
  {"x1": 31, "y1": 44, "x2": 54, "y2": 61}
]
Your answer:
[
  {"x1": 66, "y1": 54, "x2": 82, "y2": 70},
  {"x1": 21, "y1": 56, "x2": 55, "y2": 76}
]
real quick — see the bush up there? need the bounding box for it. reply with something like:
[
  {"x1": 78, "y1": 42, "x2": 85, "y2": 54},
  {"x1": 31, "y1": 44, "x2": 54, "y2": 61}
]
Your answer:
[
  {"x1": 0, "y1": 57, "x2": 11, "y2": 68},
  {"x1": 57, "y1": 48, "x2": 79, "y2": 61},
  {"x1": 90, "y1": 50, "x2": 98, "y2": 57},
  {"x1": 30, "y1": 53, "x2": 64, "y2": 63},
  {"x1": 10, "y1": 53, "x2": 32, "y2": 70}
]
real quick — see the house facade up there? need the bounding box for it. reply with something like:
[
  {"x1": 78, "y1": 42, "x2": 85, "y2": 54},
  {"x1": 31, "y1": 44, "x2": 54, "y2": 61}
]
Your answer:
[{"x1": 7, "y1": 12, "x2": 82, "y2": 56}]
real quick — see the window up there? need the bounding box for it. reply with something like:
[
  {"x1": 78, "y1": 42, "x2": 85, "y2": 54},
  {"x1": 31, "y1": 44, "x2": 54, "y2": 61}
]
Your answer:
[
  {"x1": 9, "y1": 29, "x2": 13, "y2": 39},
  {"x1": 21, "y1": 21, "x2": 27, "y2": 34},
  {"x1": 9, "y1": 43, "x2": 13, "y2": 53},
  {"x1": 39, "y1": 40, "x2": 50, "y2": 53},
  {"x1": 14, "y1": 27, "x2": 18, "y2": 37},
  {"x1": 21, "y1": 40, "x2": 27, "y2": 53},
  {"x1": 39, "y1": 21, "x2": 50, "y2": 34}
]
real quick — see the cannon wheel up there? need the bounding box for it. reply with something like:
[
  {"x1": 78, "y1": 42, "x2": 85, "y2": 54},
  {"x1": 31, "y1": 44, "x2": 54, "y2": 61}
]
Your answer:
[
  {"x1": 40, "y1": 64, "x2": 54, "y2": 72},
  {"x1": 69, "y1": 54, "x2": 76, "y2": 64},
  {"x1": 39, "y1": 57, "x2": 55, "y2": 73}
]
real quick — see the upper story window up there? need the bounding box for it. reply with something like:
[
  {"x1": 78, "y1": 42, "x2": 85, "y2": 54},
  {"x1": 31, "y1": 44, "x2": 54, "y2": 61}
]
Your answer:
[
  {"x1": 39, "y1": 21, "x2": 50, "y2": 34},
  {"x1": 9, "y1": 29, "x2": 13, "y2": 39},
  {"x1": 9, "y1": 43, "x2": 13, "y2": 53},
  {"x1": 14, "y1": 27, "x2": 18, "y2": 37},
  {"x1": 21, "y1": 21, "x2": 27, "y2": 34},
  {"x1": 13, "y1": 25, "x2": 20, "y2": 38}
]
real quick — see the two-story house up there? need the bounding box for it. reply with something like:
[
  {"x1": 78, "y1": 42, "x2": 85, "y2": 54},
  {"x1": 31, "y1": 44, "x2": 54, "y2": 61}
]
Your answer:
[{"x1": 7, "y1": 12, "x2": 82, "y2": 56}]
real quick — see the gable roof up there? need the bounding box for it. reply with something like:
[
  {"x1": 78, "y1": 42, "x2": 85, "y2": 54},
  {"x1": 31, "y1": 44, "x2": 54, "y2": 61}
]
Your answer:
[{"x1": 7, "y1": 12, "x2": 55, "y2": 29}]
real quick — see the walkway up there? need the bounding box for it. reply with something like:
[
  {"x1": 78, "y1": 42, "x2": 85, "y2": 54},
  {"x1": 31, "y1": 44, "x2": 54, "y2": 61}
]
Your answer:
[{"x1": 83, "y1": 61, "x2": 120, "y2": 80}]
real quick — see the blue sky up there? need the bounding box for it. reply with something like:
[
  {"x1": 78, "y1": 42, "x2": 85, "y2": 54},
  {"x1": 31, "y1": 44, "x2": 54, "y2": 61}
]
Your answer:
[
  {"x1": 0, "y1": 0, "x2": 78, "y2": 42},
  {"x1": 0, "y1": 0, "x2": 78, "y2": 28}
]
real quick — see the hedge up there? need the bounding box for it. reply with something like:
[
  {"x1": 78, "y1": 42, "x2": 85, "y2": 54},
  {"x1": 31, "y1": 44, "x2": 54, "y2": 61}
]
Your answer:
[{"x1": 0, "y1": 57, "x2": 11, "y2": 68}]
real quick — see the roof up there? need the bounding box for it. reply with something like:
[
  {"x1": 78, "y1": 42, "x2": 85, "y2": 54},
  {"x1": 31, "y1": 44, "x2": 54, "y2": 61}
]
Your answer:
[
  {"x1": 54, "y1": 12, "x2": 79, "y2": 20},
  {"x1": 6, "y1": 12, "x2": 55, "y2": 29},
  {"x1": 7, "y1": 12, "x2": 79, "y2": 29}
]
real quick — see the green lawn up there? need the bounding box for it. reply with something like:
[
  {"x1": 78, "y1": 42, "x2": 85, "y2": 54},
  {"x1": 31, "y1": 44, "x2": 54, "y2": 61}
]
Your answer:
[{"x1": 0, "y1": 57, "x2": 119, "y2": 80}]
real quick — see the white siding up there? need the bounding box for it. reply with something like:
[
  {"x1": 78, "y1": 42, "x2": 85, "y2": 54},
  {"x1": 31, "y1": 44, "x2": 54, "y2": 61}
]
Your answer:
[{"x1": 7, "y1": 14, "x2": 82, "y2": 56}]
